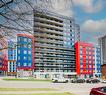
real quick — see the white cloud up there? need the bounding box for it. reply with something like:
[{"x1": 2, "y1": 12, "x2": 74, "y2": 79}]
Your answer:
[
  {"x1": 81, "y1": 19, "x2": 106, "y2": 33},
  {"x1": 51, "y1": 0, "x2": 73, "y2": 16},
  {"x1": 73, "y1": 0, "x2": 103, "y2": 13}
]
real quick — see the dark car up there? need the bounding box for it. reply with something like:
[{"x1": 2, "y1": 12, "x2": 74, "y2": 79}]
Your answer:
[
  {"x1": 86, "y1": 78, "x2": 100, "y2": 83},
  {"x1": 71, "y1": 79, "x2": 85, "y2": 83},
  {"x1": 90, "y1": 87, "x2": 106, "y2": 95}
]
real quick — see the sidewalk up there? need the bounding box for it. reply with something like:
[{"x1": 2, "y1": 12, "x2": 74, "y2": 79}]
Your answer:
[{"x1": 0, "y1": 91, "x2": 67, "y2": 94}]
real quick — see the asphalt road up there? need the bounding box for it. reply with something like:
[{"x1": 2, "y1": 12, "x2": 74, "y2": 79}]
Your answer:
[{"x1": 0, "y1": 80, "x2": 106, "y2": 95}]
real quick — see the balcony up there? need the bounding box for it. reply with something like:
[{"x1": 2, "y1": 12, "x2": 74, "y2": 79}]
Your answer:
[
  {"x1": 34, "y1": 17, "x2": 63, "y2": 27},
  {"x1": 35, "y1": 49, "x2": 75, "y2": 56},
  {"x1": 35, "y1": 38, "x2": 63, "y2": 45},
  {"x1": 34, "y1": 13, "x2": 63, "y2": 23},
  {"x1": 34, "y1": 33, "x2": 63, "y2": 40},
  {"x1": 35, "y1": 44, "x2": 74, "y2": 50},
  {"x1": 34, "y1": 27, "x2": 63, "y2": 36},
  {"x1": 35, "y1": 22, "x2": 63, "y2": 31}
]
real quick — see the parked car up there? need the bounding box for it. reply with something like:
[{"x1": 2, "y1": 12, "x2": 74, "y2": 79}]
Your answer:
[
  {"x1": 101, "y1": 80, "x2": 106, "y2": 83},
  {"x1": 86, "y1": 78, "x2": 100, "y2": 83},
  {"x1": 90, "y1": 86, "x2": 106, "y2": 95},
  {"x1": 52, "y1": 77, "x2": 69, "y2": 83},
  {"x1": 71, "y1": 78, "x2": 85, "y2": 83}
]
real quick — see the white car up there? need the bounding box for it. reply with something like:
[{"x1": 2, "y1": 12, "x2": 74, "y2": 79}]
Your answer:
[
  {"x1": 101, "y1": 79, "x2": 106, "y2": 83},
  {"x1": 52, "y1": 77, "x2": 69, "y2": 83}
]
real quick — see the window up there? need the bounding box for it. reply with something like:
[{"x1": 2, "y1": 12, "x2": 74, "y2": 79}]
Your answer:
[
  {"x1": 23, "y1": 56, "x2": 27, "y2": 60},
  {"x1": 18, "y1": 56, "x2": 20, "y2": 60},
  {"x1": 28, "y1": 63, "x2": 32, "y2": 66},
  {"x1": 24, "y1": 38, "x2": 27, "y2": 42},
  {"x1": 28, "y1": 51, "x2": 31, "y2": 54},
  {"x1": 18, "y1": 62, "x2": 20, "y2": 66},
  {"x1": 18, "y1": 37, "x2": 20, "y2": 41},
  {"x1": 80, "y1": 50, "x2": 82, "y2": 54},
  {"x1": 28, "y1": 45, "x2": 31, "y2": 48},
  {"x1": 89, "y1": 56, "x2": 91, "y2": 59},
  {"x1": 24, "y1": 50, "x2": 27, "y2": 54},
  {"x1": 89, "y1": 52, "x2": 91, "y2": 55},
  {"x1": 28, "y1": 56, "x2": 31, "y2": 60},
  {"x1": 24, "y1": 63, "x2": 27, "y2": 66},
  {"x1": 28, "y1": 39, "x2": 31, "y2": 42},
  {"x1": 18, "y1": 50, "x2": 20, "y2": 54},
  {"x1": 80, "y1": 46, "x2": 82, "y2": 49}
]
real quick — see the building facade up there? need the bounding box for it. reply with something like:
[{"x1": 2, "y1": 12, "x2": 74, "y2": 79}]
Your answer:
[
  {"x1": 33, "y1": 8, "x2": 79, "y2": 79},
  {"x1": 98, "y1": 36, "x2": 106, "y2": 79},
  {"x1": 17, "y1": 34, "x2": 34, "y2": 77},
  {"x1": 94, "y1": 46, "x2": 101, "y2": 78},
  {"x1": 98, "y1": 36, "x2": 106, "y2": 65},
  {"x1": 0, "y1": 36, "x2": 8, "y2": 76},
  {"x1": 7, "y1": 41, "x2": 17, "y2": 76},
  {"x1": 75, "y1": 42, "x2": 95, "y2": 78}
]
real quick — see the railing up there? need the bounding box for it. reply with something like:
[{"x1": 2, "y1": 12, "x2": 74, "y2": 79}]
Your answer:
[
  {"x1": 35, "y1": 22, "x2": 63, "y2": 31},
  {"x1": 34, "y1": 33, "x2": 63, "y2": 40},
  {"x1": 35, "y1": 28, "x2": 63, "y2": 35},
  {"x1": 34, "y1": 17, "x2": 63, "y2": 27}
]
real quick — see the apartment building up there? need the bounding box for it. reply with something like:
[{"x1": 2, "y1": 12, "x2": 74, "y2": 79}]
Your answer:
[
  {"x1": 0, "y1": 36, "x2": 8, "y2": 75},
  {"x1": 75, "y1": 42, "x2": 95, "y2": 78},
  {"x1": 33, "y1": 8, "x2": 80, "y2": 79},
  {"x1": 99, "y1": 36, "x2": 106, "y2": 79},
  {"x1": 7, "y1": 41, "x2": 17, "y2": 76},
  {"x1": 98, "y1": 35, "x2": 106, "y2": 65},
  {"x1": 94, "y1": 46, "x2": 101, "y2": 78},
  {"x1": 17, "y1": 34, "x2": 34, "y2": 77}
]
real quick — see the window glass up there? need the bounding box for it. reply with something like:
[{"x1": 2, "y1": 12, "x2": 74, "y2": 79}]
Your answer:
[
  {"x1": 24, "y1": 38, "x2": 27, "y2": 42},
  {"x1": 24, "y1": 50, "x2": 27, "y2": 54},
  {"x1": 28, "y1": 63, "x2": 32, "y2": 66},
  {"x1": 24, "y1": 63, "x2": 27, "y2": 66}
]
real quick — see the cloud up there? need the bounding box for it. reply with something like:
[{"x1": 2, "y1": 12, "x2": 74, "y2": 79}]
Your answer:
[
  {"x1": 51, "y1": 0, "x2": 73, "y2": 16},
  {"x1": 73, "y1": 0, "x2": 103, "y2": 13},
  {"x1": 81, "y1": 19, "x2": 106, "y2": 33}
]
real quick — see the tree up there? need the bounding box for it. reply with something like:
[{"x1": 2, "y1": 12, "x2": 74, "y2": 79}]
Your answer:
[
  {"x1": 0, "y1": 0, "x2": 54, "y2": 50},
  {"x1": 0, "y1": 0, "x2": 54, "y2": 38}
]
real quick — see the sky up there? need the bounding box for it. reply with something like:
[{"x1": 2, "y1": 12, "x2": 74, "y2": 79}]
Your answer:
[
  {"x1": 1, "y1": 0, "x2": 106, "y2": 44},
  {"x1": 50, "y1": 0, "x2": 106, "y2": 44}
]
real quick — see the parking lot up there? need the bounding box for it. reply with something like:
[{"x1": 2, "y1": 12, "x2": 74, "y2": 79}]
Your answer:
[{"x1": 0, "y1": 79, "x2": 106, "y2": 95}]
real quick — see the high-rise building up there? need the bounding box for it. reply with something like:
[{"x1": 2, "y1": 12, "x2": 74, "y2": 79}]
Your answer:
[
  {"x1": 7, "y1": 41, "x2": 17, "y2": 76},
  {"x1": 74, "y1": 24, "x2": 80, "y2": 42},
  {"x1": 94, "y1": 46, "x2": 101, "y2": 78},
  {"x1": 75, "y1": 42, "x2": 95, "y2": 78},
  {"x1": 17, "y1": 34, "x2": 34, "y2": 77},
  {"x1": 33, "y1": 8, "x2": 79, "y2": 79},
  {"x1": 98, "y1": 35, "x2": 106, "y2": 79},
  {"x1": 98, "y1": 36, "x2": 106, "y2": 65},
  {"x1": 0, "y1": 36, "x2": 8, "y2": 75}
]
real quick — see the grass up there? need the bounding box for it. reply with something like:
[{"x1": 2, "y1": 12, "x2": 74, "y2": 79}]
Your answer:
[
  {"x1": 3, "y1": 78, "x2": 51, "y2": 82},
  {"x1": 0, "y1": 88, "x2": 56, "y2": 91},
  {"x1": 0, "y1": 92, "x2": 73, "y2": 95}
]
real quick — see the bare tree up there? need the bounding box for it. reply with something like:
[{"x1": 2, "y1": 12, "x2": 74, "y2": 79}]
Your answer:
[
  {"x1": 0, "y1": 0, "x2": 54, "y2": 50},
  {"x1": 0, "y1": 0, "x2": 54, "y2": 38}
]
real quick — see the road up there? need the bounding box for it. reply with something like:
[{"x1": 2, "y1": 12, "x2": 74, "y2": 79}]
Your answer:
[{"x1": 0, "y1": 80, "x2": 105, "y2": 95}]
